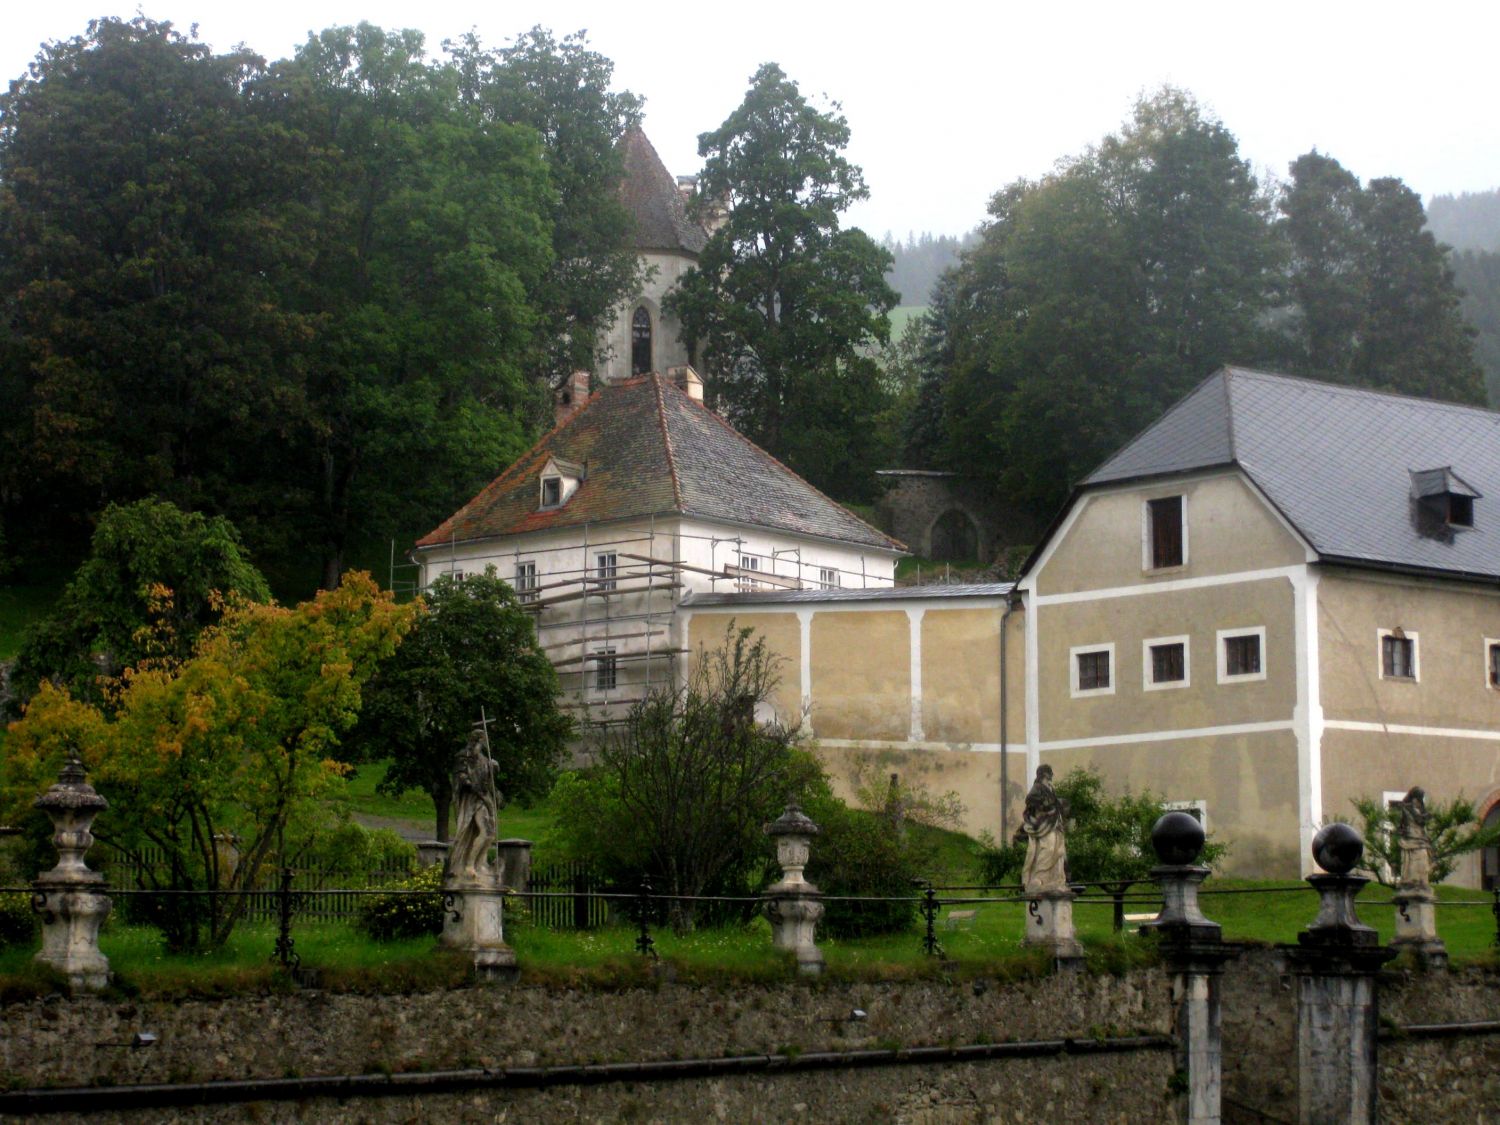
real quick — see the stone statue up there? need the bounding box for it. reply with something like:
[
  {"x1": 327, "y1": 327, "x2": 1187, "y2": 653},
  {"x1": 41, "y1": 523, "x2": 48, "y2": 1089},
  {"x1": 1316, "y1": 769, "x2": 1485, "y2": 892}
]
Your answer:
[
  {"x1": 1013, "y1": 764, "x2": 1070, "y2": 892},
  {"x1": 446, "y1": 731, "x2": 500, "y2": 884},
  {"x1": 1395, "y1": 786, "x2": 1433, "y2": 891}
]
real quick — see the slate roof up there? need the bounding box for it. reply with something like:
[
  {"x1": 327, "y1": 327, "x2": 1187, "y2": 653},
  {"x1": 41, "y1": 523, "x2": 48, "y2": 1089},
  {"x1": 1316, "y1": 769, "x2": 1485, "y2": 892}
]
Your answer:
[
  {"x1": 1083, "y1": 366, "x2": 1500, "y2": 582},
  {"x1": 618, "y1": 128, "x2": 707, "y2": 255},
  {"x1": 684, "y1": 583, "x2": 1014, "y2": 607},
  {"x1": 415, "y1": 374, "x2": 904, "y2": 553}
]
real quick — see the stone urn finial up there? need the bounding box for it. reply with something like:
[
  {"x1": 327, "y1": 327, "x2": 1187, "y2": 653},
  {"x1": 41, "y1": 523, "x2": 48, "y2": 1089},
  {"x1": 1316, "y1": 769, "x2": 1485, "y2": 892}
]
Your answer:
[
  {"x1": 32, "y1": 752, "x2": 112, "y2": 991},
  {"x1": 763, "y1": 802, "x2": 824, "y2": 975},
  {"x1": 765, "y1": 802, "x2": 820, "y2": 889}
]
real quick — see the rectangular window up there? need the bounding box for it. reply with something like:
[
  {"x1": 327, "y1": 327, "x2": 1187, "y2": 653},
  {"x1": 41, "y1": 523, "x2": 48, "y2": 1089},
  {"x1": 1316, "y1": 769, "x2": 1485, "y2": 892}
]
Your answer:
[
  {"x1": 593, "y1": 648, "x2": 617, "y2": 692},
  {"x1": 1380, "y1": 631, "x2": 1417, "y2": 680},
  {"x1": 514, "y1": 561, "x2": 538, "y2": 603},
  {"x1": 1217, "y1": 627, "x2": 1266, "y2": 684},
  {"x1": 1150, "y1": 642, "x2": 1185, "y2": 685},
  {"x1": 1489, "y1": 641, "x2": 1500, "y2": 688},
  {"x1": 1146, "y1": 496, "x2": 1185, "y2": 569},
  {"x1": 1070, "y1": 643, "x2": 1115, "y2": 697},
  {"x1": 737, "y1": 553, "x2": 762, "y2": 590},
  {"x1": 541, "y1": 476, "x2": 562, "y2": 508},
  {"x1": 1163, "y1": 799, "x2": 1208, "y2": 831},
  {"x1": 818, "y1": 567, "x2": 841, "y2": 589},
  {"x1": 595, "y1": 552, "x2": 617, "y2": 591}
]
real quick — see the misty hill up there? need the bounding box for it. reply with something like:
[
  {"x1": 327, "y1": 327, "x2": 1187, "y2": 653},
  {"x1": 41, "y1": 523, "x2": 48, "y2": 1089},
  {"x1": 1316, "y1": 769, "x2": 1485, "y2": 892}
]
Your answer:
[
  {"x1": 881, "y1": 230, "x2": 978, "y2": 307},
  {"x1": 1427, "y1": 189, "x2": 1500, "y2": 253}
]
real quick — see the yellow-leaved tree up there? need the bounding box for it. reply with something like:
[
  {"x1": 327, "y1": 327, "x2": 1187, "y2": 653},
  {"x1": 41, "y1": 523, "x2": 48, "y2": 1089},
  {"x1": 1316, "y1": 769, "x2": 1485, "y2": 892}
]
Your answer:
[{"x1": 3, "y1": 572, "x2": 418, "y2": 951}]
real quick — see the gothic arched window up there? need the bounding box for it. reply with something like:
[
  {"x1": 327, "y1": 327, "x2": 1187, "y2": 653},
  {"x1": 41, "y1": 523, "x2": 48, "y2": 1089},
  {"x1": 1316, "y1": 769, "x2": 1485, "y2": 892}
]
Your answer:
[{"x1": 631, "y1": 307, "x2": 653, "y2": 376}]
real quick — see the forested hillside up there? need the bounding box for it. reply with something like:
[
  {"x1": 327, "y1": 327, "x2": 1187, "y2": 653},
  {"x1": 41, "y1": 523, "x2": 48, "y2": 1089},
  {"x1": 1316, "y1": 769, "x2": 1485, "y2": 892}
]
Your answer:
[
  {"x1": 881, "y1": 231, "x2": 978, "y2": 308},
  {"x1": 1427, "y1": 190, "x2": 1500, "y2": 404},
  {"x1": 1428, "y1": 189, "x2": 1500, "y2": 252}
]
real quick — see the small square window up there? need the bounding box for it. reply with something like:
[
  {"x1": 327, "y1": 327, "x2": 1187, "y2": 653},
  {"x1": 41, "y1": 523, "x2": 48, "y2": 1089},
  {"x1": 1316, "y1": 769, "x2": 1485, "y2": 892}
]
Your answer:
[
  {"x1": 1488, "y1": 640, "x2": 1500, "y2": 689},
  {"x1": 1070, "y1": 643, "x2": 1115, "y2": 697},
  {"x1": 594, "y1": 648, "x2": 617, "y2": 692},
  {"x1": 737, "y1": 553, "x2": 763, "y2": 590},
  {"x1": 1379, "y1": 629, "x2": 1417, "y2": 680},
  {"x1": 514, "y1": 561, "x2": 538, "y2": 603},
  {"x1": 1449, "y1": 494, "x2": 1474, "y2": 527},
  {"x1": 1146, "y1": 496, "x2": 1185, "y2": 570},
  {"x1": 541, "y1": 476, "x2": 562, "y2": 508},
  {"x1": 1144, "y1": 636, "x2": 1189, "y2": 690},
  {"x1": 595, "y1": 552, "x2": 617, "y2": 591},
  {"x1": 818, "y1": 567, "x2": 841, "y2": 590},
  {"x1": 1217, "y1": 627, "x2": 1266, "y2": 684}
]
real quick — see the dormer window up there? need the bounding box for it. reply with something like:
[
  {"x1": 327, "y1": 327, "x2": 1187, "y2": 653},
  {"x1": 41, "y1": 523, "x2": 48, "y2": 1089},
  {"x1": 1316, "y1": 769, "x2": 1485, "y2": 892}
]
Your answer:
[
  {"x1": 537, "y1": 455, "x2": 583, "y2": 511},
  {"x1": 1410, "y1": 466, "x2": 1480, "y2": 533}
]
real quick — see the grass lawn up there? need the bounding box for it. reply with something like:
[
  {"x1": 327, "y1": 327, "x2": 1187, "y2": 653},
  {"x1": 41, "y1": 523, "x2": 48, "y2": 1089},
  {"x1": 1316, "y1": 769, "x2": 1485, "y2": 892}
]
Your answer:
[{"x1": 342, "y1": 761, "x2": 559, "y2": 846}]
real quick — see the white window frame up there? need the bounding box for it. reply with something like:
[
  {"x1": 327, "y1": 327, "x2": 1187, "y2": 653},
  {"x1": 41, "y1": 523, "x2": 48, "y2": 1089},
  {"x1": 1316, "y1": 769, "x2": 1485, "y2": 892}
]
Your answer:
[
  {"x1": 1216, "y1": 626, "x2": 1266, "y2": 684},
  {"x1": 1163, "y1": 799, "x2": 1208, "y2": 834},
  {"x1": 1486, "y1": 637, "x2": 1500, "y2": 690},
  {"x1": 1142, "y1": 635, "x2": 1191, "y2": 691},
  {"x1": 817, "y1": 567, "x2": 841, "y2": 590},
  {"x1": 595, "y1": 552, "x2": 618, "y2": 591},
  {"x1": 593, "y1": 648, "x2": 617, "y2": 693},
  {"x1": 1069, "y1": 642, "x2": 1116, "y2": 699},
  {"x1": 737, "y1": 551, "x2": 763, "y2": 591},
  {"x1": 514, "y1": 560, "x2": 538, "y2": 603},
  {"x1": 1141, "y1": 493, "x2": 1188, "y2": 573},
  {"x1": 1377, "y1": 628, "x2": 1419, "y2": 682},
  {"x1": 540, "y1": 475, "x2": 563, "y2": 509}
]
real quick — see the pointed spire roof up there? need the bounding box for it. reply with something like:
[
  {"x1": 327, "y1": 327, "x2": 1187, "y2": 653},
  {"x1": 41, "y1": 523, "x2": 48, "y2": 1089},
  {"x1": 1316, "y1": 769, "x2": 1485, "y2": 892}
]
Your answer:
[
  {"x1": 416, "y1": 373, "x2": 903, "y2": 553},
  {"x1": 618, "y1": 127, "x2": 708, "y2": 255}
]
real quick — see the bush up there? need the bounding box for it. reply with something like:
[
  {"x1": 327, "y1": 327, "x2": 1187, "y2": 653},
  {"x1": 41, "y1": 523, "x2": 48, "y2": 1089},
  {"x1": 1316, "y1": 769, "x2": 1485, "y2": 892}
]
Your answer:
[
  {"x1": 355, "y1": 864, "x2": 446, "y2": 941},
  {"x1": 803, "y1": 798, "x2": 919, "y2": 937},
  {"x1": 0, "y1": 891, "x2": 36, "y2": 946},
  {"x1": 302, "y1": 823, "x2": 416, "y2": 874}
]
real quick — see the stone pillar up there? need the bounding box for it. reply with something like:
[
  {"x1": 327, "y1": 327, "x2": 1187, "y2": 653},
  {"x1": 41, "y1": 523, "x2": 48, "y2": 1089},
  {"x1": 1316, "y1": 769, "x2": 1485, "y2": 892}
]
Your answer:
[
  {"x1": 1390, "y1": 886, "x2": 1446, "y2": 968},
  {"x1": 496, "y1": 838, "x2": 533, "y2": 891},
  {"x1": 440, "y1": 876, "x2": 517, "y2": 981},
  {"x1": 31, "y1": 755, "x2": 112, "y2": 992},
  {"x1": 1023, "y1": 888, "x2": 1084, "y2": 963},
  {"x1": 1283, "y1": 824, "x2": 1395, "y2": 1125},
  {"x1": 415, "y1": 840, "x2": 450, "y2": 870},
  {"x1": 1143, "y1": 811, "x2": 1239, "y2": 1125},
  {"x1": 764, "y1": 804, "x2": 825, "y2": 976}
]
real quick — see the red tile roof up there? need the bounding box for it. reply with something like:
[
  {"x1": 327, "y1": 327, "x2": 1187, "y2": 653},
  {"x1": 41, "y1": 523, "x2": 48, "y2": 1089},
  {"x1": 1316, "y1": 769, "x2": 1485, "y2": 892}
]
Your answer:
[{"x1": 415, "y1": 374, "x2": 903, "y2": 552}]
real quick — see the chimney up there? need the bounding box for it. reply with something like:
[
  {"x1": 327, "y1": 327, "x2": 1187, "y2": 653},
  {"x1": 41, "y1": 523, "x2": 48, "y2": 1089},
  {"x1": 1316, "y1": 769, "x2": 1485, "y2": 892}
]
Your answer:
[
  {"x1": 668, "y1": 364, "x2": 704, "y2": 403},
  {"x1": 555, "y1": 369, "x2": 591, "y2": 427}
]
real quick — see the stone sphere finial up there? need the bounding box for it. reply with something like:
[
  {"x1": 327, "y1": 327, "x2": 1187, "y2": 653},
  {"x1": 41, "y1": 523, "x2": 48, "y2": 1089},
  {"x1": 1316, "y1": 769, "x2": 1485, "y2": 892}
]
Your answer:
[
  {"x1": 1151, "y1": 810, "x2": 1206, "y2": 865},
  {"x1": 1311, "y1": 822, "x2": 1363, "y2": 875}
]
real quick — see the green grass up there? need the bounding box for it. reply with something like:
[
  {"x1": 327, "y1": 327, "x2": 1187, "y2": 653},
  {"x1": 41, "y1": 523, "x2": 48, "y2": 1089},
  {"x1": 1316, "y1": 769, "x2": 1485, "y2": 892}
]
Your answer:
[
  {"x1": 888, "y1": 305, "x2": 930, "y2": 340},
  {"x1": 342, "y1": 762, "x2": 557, "y2": 845},
  {"x1": 0, "y1": 579, "x2": 61, "y2": 661}
]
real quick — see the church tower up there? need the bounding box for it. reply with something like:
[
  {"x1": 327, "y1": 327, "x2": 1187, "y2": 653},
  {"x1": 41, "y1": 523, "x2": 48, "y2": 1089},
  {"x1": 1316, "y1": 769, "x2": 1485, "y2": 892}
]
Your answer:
[{"x1": 596, "y1": 128, "x2": 709, "y2": 384}]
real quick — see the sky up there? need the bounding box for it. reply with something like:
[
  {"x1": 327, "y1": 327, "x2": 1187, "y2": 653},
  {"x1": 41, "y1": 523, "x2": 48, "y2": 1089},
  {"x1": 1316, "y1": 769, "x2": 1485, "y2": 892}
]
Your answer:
[{"x1": 7, "y1": 2, "x2": 1499, "y2": 239}]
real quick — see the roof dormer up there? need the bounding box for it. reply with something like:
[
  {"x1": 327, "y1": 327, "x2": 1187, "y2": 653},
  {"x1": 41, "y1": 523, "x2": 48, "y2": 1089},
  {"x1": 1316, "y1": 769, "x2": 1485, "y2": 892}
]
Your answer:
[
  {"x1": 1410, "y1": 466, "x2": 1480, "y2": 534},
  {"x1": 539, "y1": 456, "x2": 584, "y2": 511}
]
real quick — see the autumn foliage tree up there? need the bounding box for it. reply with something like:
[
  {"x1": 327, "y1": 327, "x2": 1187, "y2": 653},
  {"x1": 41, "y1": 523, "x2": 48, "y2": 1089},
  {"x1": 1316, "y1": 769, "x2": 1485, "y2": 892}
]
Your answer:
[{"x1": 2, "y1": 573, "x2": 416, "y2": 951}]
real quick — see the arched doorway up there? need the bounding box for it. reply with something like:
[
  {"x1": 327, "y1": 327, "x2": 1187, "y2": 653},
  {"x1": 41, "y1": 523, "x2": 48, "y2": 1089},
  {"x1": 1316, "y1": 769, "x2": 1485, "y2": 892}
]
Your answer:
[
  {"x1": 929, "y1": 508, "x2": 979, "y2": 561},
  {"x1": 631, "y1": 307, "x2": 653, "y2": 376},
  {"x1": 1482, "y1": 794, "x2": 1500, "y2": 890}
]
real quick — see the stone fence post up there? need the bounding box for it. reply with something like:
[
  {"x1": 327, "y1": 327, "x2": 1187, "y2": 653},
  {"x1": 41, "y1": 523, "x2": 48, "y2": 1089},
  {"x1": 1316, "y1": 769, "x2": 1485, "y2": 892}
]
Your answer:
[
  {"x1": 1143, "y1": 811, "x2": 1239, "y2": 1125},
  {"x1": 31, "y1": 755, "x2": 112, "y2": 992},
  {"x1": 764, "y1": 804, "x2": 824, "y2": 976},
  {"x1": 1284, "y1": 824, "x2": 1395, "y2": 1125}
]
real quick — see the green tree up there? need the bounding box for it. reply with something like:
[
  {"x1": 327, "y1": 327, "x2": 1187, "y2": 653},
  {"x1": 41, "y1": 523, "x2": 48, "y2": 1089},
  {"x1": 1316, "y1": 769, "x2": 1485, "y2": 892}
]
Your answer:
[
  {"x1": 446, "y1": 27, "x2": 644, "y2": 389},
  {"x1": 1350, "y1": 793, "x2": 1500, "y2": 887},
  {"x1": 2, "y1": 573, "x2": 417, "y2": 951},
  {"x1": 1450, "y1": 248, "x2": 1500, "y2": 404},
  {"x1": 926, "y1": 90, "x2": 1279, "y2": 520},
  {"x1": 1278, "y1": 153, "x2": 1484, "y2": 403},
  {"x1": 8, "y1": 499, "x2": 269, "y2": 714},
  {"x1": 668, "y1": 63, "x2": 898, "y2": 499},
  {"x1": 354, "y1": 570, "x2": 571, "y2": 841}
]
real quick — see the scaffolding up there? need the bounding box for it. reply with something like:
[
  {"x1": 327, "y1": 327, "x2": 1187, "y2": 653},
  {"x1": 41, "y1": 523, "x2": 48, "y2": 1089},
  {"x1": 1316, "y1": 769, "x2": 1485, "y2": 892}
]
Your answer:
[{"x1": 419, "y1": 523, "x2": 897, "y2": 724}]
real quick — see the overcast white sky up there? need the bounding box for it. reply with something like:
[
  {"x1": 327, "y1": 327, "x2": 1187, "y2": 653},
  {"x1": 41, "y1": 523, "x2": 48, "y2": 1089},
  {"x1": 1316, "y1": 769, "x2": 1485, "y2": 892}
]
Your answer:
[{"x1": 7, "y1": 2, "x2": 1499, "y2": 238}]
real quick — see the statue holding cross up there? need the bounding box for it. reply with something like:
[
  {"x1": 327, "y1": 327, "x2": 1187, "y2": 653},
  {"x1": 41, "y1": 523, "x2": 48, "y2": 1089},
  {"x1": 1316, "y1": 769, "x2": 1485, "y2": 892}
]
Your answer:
[{"x1": 445, "y1": 710, "x2": 502, "y2": 885}]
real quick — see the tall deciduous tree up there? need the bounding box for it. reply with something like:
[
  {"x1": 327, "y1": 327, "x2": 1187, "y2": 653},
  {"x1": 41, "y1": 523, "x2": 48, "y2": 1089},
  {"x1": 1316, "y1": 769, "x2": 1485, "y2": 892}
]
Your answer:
[
  {"x1": 1278, "y1": 152, "x2": 1483, "y2": 403},
  {"x1": 354, "y1": 570, "x2": 571, "y2": 841},
  {"x1": 668, "y1": 63, "x2": 897, "y2": 499}
]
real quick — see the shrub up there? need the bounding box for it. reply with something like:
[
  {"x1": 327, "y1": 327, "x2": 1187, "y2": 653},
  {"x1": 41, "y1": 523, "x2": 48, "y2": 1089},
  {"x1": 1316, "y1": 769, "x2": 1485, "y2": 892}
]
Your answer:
[
  {"x1": 0, "y1": 891, "x2": 37, "y2": 946},
  {"x1": 302, "y1": 823, "x2": 416, "y2": 875},
  {"x1": 1351, "y1": 792, "x2": 1500, "y2": 886},
  {"x1": 803, "y1": 798, "x2": 919, "y2": 937},
  {"x1": 355, "y1": 864, "x2": 446, "y2": 941}
]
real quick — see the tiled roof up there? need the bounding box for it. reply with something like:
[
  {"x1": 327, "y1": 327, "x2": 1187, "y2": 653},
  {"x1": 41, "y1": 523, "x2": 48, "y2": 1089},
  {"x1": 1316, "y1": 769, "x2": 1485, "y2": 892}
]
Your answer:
[
  {"x1": 1084, "y1": 366, "x2": 1500, "y2": 582},
  {"x1": 618, "y1": 128, "x2": 707, "y2": 255},
  {"x1": 416, "y1": 374, "x2": 903, "y2": 553}
]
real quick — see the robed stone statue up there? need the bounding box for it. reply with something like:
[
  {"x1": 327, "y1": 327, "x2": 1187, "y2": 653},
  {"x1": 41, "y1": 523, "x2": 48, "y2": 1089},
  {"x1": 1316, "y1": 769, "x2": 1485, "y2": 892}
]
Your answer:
[
  {"x1": 1014, "y1": 764, "x2": 1070, "y2": 893},
  {"x1": 446, "y1": 730, "x2": 500, "y2": 884},
  {"x1": 1395, "y1": 786, "x2": 1433, "y2": 892}
]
